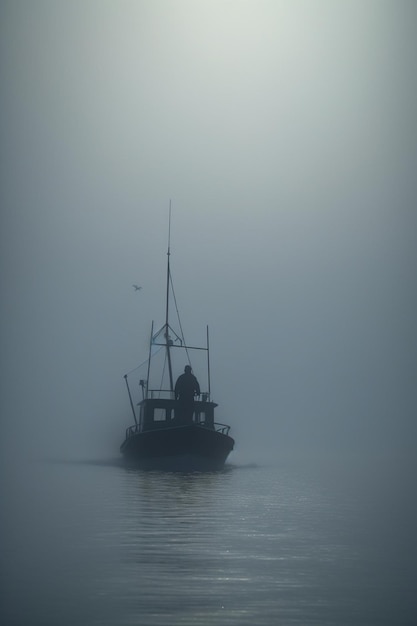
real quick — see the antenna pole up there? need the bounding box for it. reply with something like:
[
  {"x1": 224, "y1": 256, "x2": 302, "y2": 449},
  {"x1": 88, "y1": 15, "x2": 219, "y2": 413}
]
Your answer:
[
  {"x1": 146, "y1": 320, "x2": 154, "y2": 399},
  {"x1": 165, "y1": 200, "x2": 174, "y2": 392},
  {"x1": 124, "y1": 375, "x2": 137, "y2": 425}
]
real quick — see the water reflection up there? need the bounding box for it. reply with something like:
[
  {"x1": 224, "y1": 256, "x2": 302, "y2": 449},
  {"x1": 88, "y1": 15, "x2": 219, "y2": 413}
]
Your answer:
[{"x1": 2, "y1": 460, "x2": 416, "y2": 625}]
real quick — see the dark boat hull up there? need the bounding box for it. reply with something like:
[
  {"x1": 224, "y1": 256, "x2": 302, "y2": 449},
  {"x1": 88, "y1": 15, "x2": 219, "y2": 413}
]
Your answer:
[{"x1": 120, "y1": 424, "x2": 234, "y2": 471}]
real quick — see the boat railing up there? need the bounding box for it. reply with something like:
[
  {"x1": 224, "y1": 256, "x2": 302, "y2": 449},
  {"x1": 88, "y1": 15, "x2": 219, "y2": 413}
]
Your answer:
[
  {"x1": 214, "y1": 423, "x2": 230, "y2": 435},
  {"x1": 126, "y1": 424, "x2": 141, "y2": 439},
  {"x1": 147, "y1": 389, "x2": 175, "y2": 400},
  {"x1": 145, "y1": 389, "x2": 211, "y2": 401},
  {"x1": 125, "y1": 420, "x2": 230, "y2": 439}
]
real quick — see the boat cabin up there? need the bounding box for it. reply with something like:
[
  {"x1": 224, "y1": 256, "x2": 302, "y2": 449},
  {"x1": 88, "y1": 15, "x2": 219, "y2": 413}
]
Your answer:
[{"x1": 139, "y1": 397, "x2": 217, "y2": 431}]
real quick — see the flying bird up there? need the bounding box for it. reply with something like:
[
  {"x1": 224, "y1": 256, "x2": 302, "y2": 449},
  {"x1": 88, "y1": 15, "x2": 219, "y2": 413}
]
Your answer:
[{"x1": 132, "y1": 284, "x2": 142, "y2": 291}]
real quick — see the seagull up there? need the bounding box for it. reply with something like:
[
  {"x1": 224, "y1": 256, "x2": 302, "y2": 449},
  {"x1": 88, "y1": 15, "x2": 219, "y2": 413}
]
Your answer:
[{"x1": 132, "y1": 284, "x2": 142, "y2": 291}]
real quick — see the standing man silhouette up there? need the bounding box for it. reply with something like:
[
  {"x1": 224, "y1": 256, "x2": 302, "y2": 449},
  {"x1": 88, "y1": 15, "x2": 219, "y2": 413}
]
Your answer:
[{"x1": 174, "y1": 365, "x2": 200, "y2": 424}]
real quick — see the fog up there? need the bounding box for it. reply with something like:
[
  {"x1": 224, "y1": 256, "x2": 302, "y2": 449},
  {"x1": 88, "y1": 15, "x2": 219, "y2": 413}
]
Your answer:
[{"x1": 1, "y1": 1, "x2": 416, "y2": 471}]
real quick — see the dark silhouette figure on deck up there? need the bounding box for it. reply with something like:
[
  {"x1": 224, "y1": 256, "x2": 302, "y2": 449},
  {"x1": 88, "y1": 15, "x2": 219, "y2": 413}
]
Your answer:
[{"x1": 175, "y1": 365, "x2": 200, "y2": 423}]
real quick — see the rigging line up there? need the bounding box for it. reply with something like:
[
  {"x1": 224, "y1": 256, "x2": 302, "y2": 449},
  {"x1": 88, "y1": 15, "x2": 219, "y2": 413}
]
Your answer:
[
  {"x1": 169, "y1": 270, "x2": 191, "y2": 367},
  {"x1": 159, "y1": 349, "x2": 168, "y2": 397},
  {"x1": 124, "y1": 346, "x2": 164, "y2": 378}
]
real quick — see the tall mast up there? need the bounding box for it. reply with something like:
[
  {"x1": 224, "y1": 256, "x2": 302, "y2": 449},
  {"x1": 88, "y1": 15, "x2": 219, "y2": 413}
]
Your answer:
[
  {"x1": 206, "y1": 325, "x2": 211, "y2": 399},
  {"x1": 165, "y1": 201, "x2": 174, "y2": 392}
]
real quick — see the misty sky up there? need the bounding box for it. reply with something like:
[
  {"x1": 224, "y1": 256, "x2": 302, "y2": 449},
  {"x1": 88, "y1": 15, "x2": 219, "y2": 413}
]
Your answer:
[{"x1": 1, "y1": 0, "x2": 416, "y2": 464}]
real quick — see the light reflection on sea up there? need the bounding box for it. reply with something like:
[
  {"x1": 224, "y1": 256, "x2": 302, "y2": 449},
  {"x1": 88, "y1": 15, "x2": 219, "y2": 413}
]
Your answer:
[{"x1": 2, "y1": 458, "x2": 416, "y2": 625}]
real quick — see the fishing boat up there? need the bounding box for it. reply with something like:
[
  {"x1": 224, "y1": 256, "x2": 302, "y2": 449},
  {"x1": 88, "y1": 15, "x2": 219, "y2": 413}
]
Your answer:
[{"x1": 120, "y1": 219, "x2": 234, "y2": 471}]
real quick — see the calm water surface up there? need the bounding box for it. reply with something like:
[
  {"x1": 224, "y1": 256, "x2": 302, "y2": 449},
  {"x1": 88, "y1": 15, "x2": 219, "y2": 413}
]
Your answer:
[{"x1": 2, "y1": 457, "x2": 416, "y2": 625}]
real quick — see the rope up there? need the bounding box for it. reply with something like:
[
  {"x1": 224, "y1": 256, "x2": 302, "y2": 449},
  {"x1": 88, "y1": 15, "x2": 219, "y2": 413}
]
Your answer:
[
  {"x1": 124, "y1": 345, "x2": 164, "y2": 378},
  {"x1": 169, "y1": 271, "x2": 192, "y2": 367},
  {"x1": 124, "y1": 267, "x2": 193, "y2": 383},
  {"x1": 159, "y1": 350, "x2": 167, "y2": 397}
]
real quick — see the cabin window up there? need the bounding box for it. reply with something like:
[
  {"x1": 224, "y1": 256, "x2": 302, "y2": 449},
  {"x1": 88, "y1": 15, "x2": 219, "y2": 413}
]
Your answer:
[
  {"x1": 194, "y1": 411, "x2": 205, "y2": 424},
  {"x1": 153, "y1": 408, "x2": 166, "y2": 422}
]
